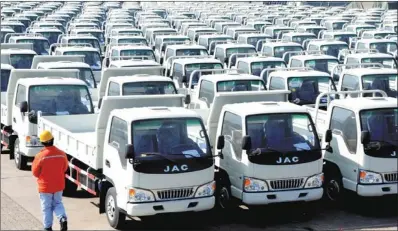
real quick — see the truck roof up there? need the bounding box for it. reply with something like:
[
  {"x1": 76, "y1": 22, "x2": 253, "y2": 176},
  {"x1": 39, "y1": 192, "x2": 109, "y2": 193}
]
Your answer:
[
  {"x1": 167, "y1": 44, "x2": 207, "y2": 50},
  {"x1": 110, "y1": 60, "x2": 160, "y2": 67},
  {"x1": 201, "y1": 73, "x2": 262, "y2": 82},
  {"x1": 343, "y1": 67, "x2": 397, "y2": 77},
  {"x1": 330, "y1": 97, "x2": 397, "y2": 112},
  {"x1": 113, "y1": 107, "x2": 200, "y2": 122},
  {"x1": 346, "y1": 52, "x2": 395, "y2": 59},
  {"x1": 237, "y1": 56, "x2": 284, "y2": 63},
  {"x1": 113, "y1": 45, "x2": 152, "y2": 50},
  {"x1": 216, "y1": 43, "x2": 255, "y2": 49},
  {"x1": 291, "y1": 54, "x2": 338, "y2": 61},
  {"x1": 270, "y1": 69, "x2": 330, "y2": 78},
  {"x1": 1, "y1": 64, "x2": 14, "y2": 70},
  {"x1": 174, "y1": 58, "x2": 221, "y2": 65},
  {"x1": 108, "y1": 75, "x2": 173, "y2": 84},
  {"x1": 57, "y1": 47, "x2": 98, "y2": 52},
  {"x1": 20, "y1": 77, "x2": 87, "y2": 86},
  {"x1": 357, "y1": 38, "x2": 394, "y2": 44},
  {"x1": 265, "y1": 41, "x2": 301, "y2": 47},
  {"x1": 38, "y1": 61, "x2": 90, "y2": 69},
  {"x1": 1, "y1": 49, "x2": 37, "y2": 55},
  {"x1": 224, "y1": 101, "x2": 307, "y2": 117},
  {"x1": 308, "y1": 40, "x2": 347, "y2": 46}
]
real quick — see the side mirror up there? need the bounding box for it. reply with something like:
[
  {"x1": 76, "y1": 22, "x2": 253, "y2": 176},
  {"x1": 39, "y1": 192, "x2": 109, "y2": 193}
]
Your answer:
[
  {"x1": 20, "y1": 101, "x2": 28, "y2": 113},
  {"x1": 325, "y1": 129, "x2": 332, "y2": 143},
  {"x1": 124, "y1": 144, "x2": 135, "y2": 159},
  {"x1": 98, "y1": 98, "x2": 102, "y2": 109},
  {"x1": 361, "y1": 130, "x2": 370, "y2": 145},
  {"x1": 216, "y1": 135, "x2": 225, "y2": 150},
  {"x1": 184, "y1": 94, "x2": 191, "y2": 104},
  {"x1": 241, "y1": 135, "x2": 252, "y2": 151}
]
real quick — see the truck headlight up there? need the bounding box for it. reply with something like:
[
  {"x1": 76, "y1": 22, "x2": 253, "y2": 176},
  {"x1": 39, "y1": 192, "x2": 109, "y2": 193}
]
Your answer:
[
  {"x1": 128, "y1": 188, "x2": 155, "y2": 203},
  {"x1": 26, "y1": 135, "x2": 42, "y2": 147},
  {"x1": 359, "y1": 170, "x2": 383, "y2": 184},
  {"x1": 195, "y1": 181, "x2": 216, "y2": 198},
  {"x1": 304, "y1": 173, "x2": 324, "y2": 188},
  {"x1": 243, "y1": 177, "x2": 268, "y2": 192}
]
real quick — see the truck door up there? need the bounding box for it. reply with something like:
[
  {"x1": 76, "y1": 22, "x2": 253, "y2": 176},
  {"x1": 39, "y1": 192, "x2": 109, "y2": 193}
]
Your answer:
[
  {"x1": 326, "y1": 107, "x2": 359, "y2": 191},
  {"x1": 12, "y1": 84, "x2": 29, "y2": 139},
  {"x1": 103, "y1": 116, "x2": 130, "y2": 207},
  {"x1": 220, "y1": 111, "x2": 244, "y2": 196}
]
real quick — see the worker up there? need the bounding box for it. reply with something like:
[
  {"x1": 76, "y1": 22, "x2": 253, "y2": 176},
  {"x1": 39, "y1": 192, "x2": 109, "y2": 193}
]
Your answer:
[{"x1": 32, "y1": 130, "x2": 69, "y2": 231}]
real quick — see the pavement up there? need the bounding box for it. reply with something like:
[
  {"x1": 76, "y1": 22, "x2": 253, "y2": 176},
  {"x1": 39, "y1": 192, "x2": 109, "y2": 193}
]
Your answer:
[{"x1": 1, "y1": 152, "x2": 397, "y2": 230}]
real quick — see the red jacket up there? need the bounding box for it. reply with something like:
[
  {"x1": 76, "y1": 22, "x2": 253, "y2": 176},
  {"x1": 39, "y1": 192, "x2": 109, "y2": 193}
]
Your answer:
[{"x1": 32, "y1": 146, "x2": 69, "y2": 193}]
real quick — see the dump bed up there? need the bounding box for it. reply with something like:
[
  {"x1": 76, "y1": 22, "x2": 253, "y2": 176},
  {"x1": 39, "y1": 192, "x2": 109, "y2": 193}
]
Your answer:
[
  {"x1": 1, "y1": 69, "x2": 80, "y2": 126},
  {"x1": 38, "y1": 94, "x2": 186, "y2": 169}
]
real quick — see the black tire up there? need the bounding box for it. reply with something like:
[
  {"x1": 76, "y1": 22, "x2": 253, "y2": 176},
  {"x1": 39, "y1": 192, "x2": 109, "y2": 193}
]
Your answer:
[
  {"x1": 216, "y1": 180, "x2": 235, "y2": 210},
  {"x1": 63, "y1": 178, "x2": 78, "y2": 196},
  {"x1": 324, "y1": 170, "x2": 344, "y2": 205},
  {"x1": 14, "y1": 138, "x2": 28, "y2": 170},
  {"x1": 105, "y1": 187, "x2": 126, "y2": 230}
]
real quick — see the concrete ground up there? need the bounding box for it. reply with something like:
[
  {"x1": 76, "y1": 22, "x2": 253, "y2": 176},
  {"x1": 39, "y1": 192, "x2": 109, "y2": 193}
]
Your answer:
[{"x1": 1, "y1": 152, "x2": 397, "y2": 230}]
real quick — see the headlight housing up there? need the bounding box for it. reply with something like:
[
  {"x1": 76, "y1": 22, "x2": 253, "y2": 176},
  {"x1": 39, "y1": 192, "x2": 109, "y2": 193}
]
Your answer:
[
  {"x1": 26, "y1": 135, "x2": 42, "y2": 147},
  {"x1": 128, "y1": 188, "x2": 155, "y2": 203},
  {"x1": 304, "y1": 173, "x2": 324, "y2": 188},
  {"x1": 243, "y1": 177, "x2": 268, "y2": 192},
  {"x1": 359, "y1": 170, "x2": 383, "y2": 184},
  {"x1": 195, "y1": 181, "x2": 216, "y2": 198}
]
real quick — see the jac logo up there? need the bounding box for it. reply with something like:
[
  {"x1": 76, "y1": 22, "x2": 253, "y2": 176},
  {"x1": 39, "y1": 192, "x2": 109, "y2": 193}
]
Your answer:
[
  {"x1": 276, "y1": 156, "x2": 299, "y2": 164},
  {"x1": 391, "y1": 151, "x2": 396, "y2": 157},
  {"x1": 164, "y1": 164, "x2": 188, "y2": 173}
]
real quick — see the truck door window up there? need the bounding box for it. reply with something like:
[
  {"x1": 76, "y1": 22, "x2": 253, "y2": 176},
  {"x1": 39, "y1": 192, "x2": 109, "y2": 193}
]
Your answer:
[
  {"x1": 341, "y1": 74, "x2": 359, "y2": 92},
  {"x1": 198, "y1": 80, "x2": 215, "y2": 106},
  {"x1": 290, "y1": 59, "x2": 302, "y2": 67},
  {"x1": 215, "y1": 47, "x2": 224, "y2": 60},
  {"x1": 109, "y1": 116, "x2": 128, "y2": 166},
  {"x1": 269, "y1": 77, "x2": 285, "y2": 90},
  {"x1": 165, "y1": 49, "x2": 174, "y2": 61},
  {"x1": 221, "y1": 111, "x2": 243, "y2": 160},
  {"x1": 15, "y1": 84, "x2": 26, "y2": 106},
  {"x1": 237, "y1": 61, "x2": 249, "y2": 73},
  {"x1": 111, "y1": 50, "x2": 118, "y2": 57},
  {"x1": 330, "y1": 107, "x2": 358, "y2": 153},
  {"x1": 173, "y1": 63, "x2": 183, "y2": 78},
  {"x1": 108, "y1": 82, "x2": 120, "y2": 96}
]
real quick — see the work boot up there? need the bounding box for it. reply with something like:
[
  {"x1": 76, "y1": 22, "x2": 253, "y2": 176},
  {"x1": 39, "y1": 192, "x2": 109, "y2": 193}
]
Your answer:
[
  {"x1": 44, "y1": 227, "x2": 52, "y2": 231},
  {"x1": 60, "y1": 217, "x2": 68, "y2": 231}
]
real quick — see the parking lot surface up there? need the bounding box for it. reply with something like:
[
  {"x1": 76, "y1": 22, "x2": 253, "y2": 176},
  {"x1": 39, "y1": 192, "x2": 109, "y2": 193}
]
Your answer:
[{"x1": 1, "y1": 153, "x2": 397, "y2": 230}]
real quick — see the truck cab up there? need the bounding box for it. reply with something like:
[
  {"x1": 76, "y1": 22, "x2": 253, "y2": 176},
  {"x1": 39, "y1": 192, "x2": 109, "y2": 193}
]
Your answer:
[
  {"x1": 28, "y1": 28, "x2": 63, "y2": 45},
  {"x1": 0, "y1": 64, "x2": 14, "y2": 92},
  {"x1": 214, "y1": 22, "x2": 240, "y2": 34},
  {"x1": 108, "y1": 28, "x2": 143, "y2": 43},
  {"x1": 320, "y1": 96, "x2": 397, "y2": 202},
  {"x1": 281, "y1": 32, "x2": 317, "y2": 46},
  {"x1": 264, "y1": 26, "x2": 294, "y2": 39},
  {"x1": 7, "y1": 33, "x2": 50, "y2": 55},
  {"x1": 109, "y1": 35, "x2": 148, "y2": 46},
  {"x1": 69, "y1": 28, "x2": 106, "y2": 47},
  {"x1": 288, "y1": 54, "x2": 340, "y2": 75},
  {"x1": 344, "y1": 24, "x2": 376, "y2": 36},
  {"x1": 322, "y1": 20, "x2": 348, "y2": 31},
  {"x1": 361, "y1": 30, "x2": 396, "y2": 39},
  {"x1": 226, "y1": 27, "x2": 257, "y2": 40},
  {"x1": 164, "y1": 44, "x2": 209, "y2": 72},
  {"x1": 320, "y1": 31, "x2": 357, "y2": 45},
  {"x1": 296, "y1": 25, "x2": 326, "y2": 38},
  {"x1": 53, "y1": 45, "x2": 102, "y2": 72},
  {"x1": 306, "y1": 40, "x2": 349, "y2": 59},
  {"x1": 336, "y1": 67, "x2": 397, "y2": 98},
  {"x1": 344, "y1": 52, "x2": 397, "y2": 69},
  {"x1": 58, "y1": 34, "x2": 102, "y2": 55},
  {"x1": 1, "y1": 48, "x2": 37, "y2": 69},
  {"x1": 214, "y1": 43, "x2": 257, "y2": 69},
  {"x1": 237, "y1": 33, "x2": 272, "y2": 49},
  {"x1": 246, "y1": 21, "x2": 272, "y2": 32},
  {"x1": 260, "y1": 41, "x2": 303, "y2": 62},
  {"x1": 266, "y1": 69, "x2": 338, "y2": 106},
  {"x1": 355, "y1": 38, "x2": 398, "y2": 56},
  {"x1": 197, "y1": 34, "x2": 233, "y2": 55},
  {"x1": 186, "y1": 27, "x2": 217, "y2": 42},
  {"x1": 154, "y1": 35, "x2": 190, "y2": 64},
  {"x1": 236, "y1": 56, "x2": 286, "y2": 77}
]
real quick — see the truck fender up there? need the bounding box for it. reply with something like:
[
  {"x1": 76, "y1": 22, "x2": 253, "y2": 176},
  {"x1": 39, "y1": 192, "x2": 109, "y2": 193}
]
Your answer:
[
  {"x1": 323, "y1": 160, "x2": 342, "y2": 178},
  {"x1": 99, "y1": 178, "x2": 114, "y2": 214},
  {"x1": 215, "y1": 167, "x2": 230, "y2": 186}
]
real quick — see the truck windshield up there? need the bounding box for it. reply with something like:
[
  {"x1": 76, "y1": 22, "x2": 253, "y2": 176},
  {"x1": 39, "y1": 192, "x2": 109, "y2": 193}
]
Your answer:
[
  {"x1": 176, "y1": 48, "x2": 208, "y2": 56},
  {"x1": 362, "y1": 57, "x2": 397, "y2": 69},
  {"x1": 37, "y1": 31, "x2": 62, "y2": 45},
  {"x1": 10, "y1": 54, "x2": 35, "y2": 69},
  {"x1": 333, "y1": 22, "x2": 346, "y2": 30},
  {"x1": 208, "y1": 37, "x2": 230, "y2": 54},
  {"x1": 118, "y1": 38, "x2": 148, "y2": 45},
  {"x1": 251, "y1": 61, "x2": 286, "y2": 76},
  {"x1": 82, "y1": 32, "x2": 105, "y2": 43},
  {"x1": 122, "y1": 81, "x2": 177, "y2": 95},
  {"x1": 226, "y1": 47, "x2": 256, "y2": 58},
  {"x1": 64, "y1": 51, "x2": 102, "y2": 69},
  {"x1": 53, "y1": 67, "x2": 96, "y2": 88},
  {"x1": 274, "y1": 46, "x2": 303, "y2": 58},
  {"x1": 333, "y1": 34, "x2": 356, "y2": 44},
  {"x1": 304, "y1": 59, "x2": 339, "y2": 74},
  {"x1": 17, "y1": 39, "x2": 50, "y2": 55},
  {"x1": 320, "y1": 44, "x2": 349, "y2": 58},
  {"x1": 29, "y1": 85, "x2": 94, "y2": 115},
  {"x1": 246, "y1": 113, "x2": 321, "y2": 164},
  {"x1": 186, "y1": 63, "x2": 223, "y2": 85},
  {"x1": 69, "y1": 38, "x2": 100, "y2": 50},
  {"x1": 132, "y1": 118, "x2": 211, "y2": 159},
  {"x1": 1, "y1": 69, "x2": 11, "y2": 92},
  {"x1": 292, "y1": 35, "x2": 317, "y2": 45},
  {"x1": 217, "y1": 80, "x2": 265, "y2": 92},
  {"x1": 359, "y1": 108, "x2": 398, "y2": 158},
  {"x1": 288, "y1": 76, "x2": 337, "y2": 105},
  {"x1": 362, "y1": 74, "x2": 397, "y2": 98},
  {"x1": 370, "y1": 42, "x2": 397, "y2": 54},
  {"x1": 247, "y1": 36, "x2": 269, "y2": 47},
  {"x1": 120, "y1": 49, "x2": 155, "y2": 60}
]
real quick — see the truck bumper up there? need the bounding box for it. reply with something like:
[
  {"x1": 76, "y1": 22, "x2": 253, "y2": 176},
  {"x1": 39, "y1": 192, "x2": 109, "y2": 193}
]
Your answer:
[
  {"x1": 126, "y1": 196, "x2": 215, "y2": 217},
  {"x1": 242, "y1": 187, "x2": 323, "y2": 205},
  {"x1": 21, "y1": 146, "x2": 43, "y2": 157},
  {"x1": 357, "y1": 183, "x2": 397, "y2": 197}
]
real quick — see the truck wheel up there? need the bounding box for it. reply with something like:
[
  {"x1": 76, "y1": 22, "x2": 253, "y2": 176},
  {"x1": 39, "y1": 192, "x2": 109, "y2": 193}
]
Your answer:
[
  {"x1": 105, "y1": 187, "x2": 126, "y2": 230},
  {"x1": 216, "y1": 182, "x2": 233, "y2": 210},
  {"x1": 13, "y1": 138, "x2": 28, "y2": 170},
  {"x1": 324, "y1": 172, "x2": 343, "y2": 203}
]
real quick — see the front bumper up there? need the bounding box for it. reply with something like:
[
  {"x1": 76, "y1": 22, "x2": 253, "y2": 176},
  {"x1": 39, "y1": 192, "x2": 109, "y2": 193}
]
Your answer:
[
  {"x1": 242, "y1": 188, "x2": 323, "y2": 205},
  {"x1": 357, "y1": 183, "x2": 397, "y2": 197},
  {"x1": 126, "y1": 196, "x2": 215, "y2": 217}
]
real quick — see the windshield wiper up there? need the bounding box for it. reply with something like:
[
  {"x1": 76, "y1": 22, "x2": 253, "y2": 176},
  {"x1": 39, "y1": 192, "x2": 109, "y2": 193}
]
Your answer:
[
  {"x1": 248, "y1": 147, "x2": 284, "y2": 157},
  {"x1": 135, "y1": 152, "x2": 179, "y2": 164},
  {"x1": 367, "y1": 140, "x2": 397, "y2": 148}
]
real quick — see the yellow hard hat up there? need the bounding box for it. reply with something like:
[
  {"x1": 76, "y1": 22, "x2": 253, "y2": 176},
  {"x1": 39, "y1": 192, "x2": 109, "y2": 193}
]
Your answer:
[{"x1": 39, "y1": 130, "x2": 53, "y2": 143}]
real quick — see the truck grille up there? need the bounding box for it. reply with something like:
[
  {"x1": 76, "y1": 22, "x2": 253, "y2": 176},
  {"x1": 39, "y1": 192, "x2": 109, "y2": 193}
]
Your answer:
[
  {"x1": 384, "y1": 173, "x2": 398, "y2": 182},
  {"x1": 156, "y1": 188, "x2": 194, "y2": 200},
  {"x1": 269, "y1": 178, "x2": 304, "y2": 190}
]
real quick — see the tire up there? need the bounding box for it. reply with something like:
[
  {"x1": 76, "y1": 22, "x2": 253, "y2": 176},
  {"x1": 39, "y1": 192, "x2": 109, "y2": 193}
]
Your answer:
[
  {"x1": 216, "y1": 181, "x2": 234, "y2": 210},
  {"x1": 14, "y1": 138, "x2": 28, "y2": 170},
  {"x1": 105, "y1": 187, "x2": 126, "y2": 230},
  {"x1": 63, "y1": 178, "x2": 78, "y2": 196},
  {"x1": 324, "y1": 170, "x2": 344, "y2": 205}
]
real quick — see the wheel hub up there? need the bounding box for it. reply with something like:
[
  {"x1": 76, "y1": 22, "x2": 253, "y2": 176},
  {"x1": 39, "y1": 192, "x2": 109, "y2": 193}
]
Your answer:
[
  {"x1": 326, "y1": 180, "x2": 340, "y2": 201},
  {"x1": 107, "y1": 196, "x2": 115, "y2": 220},
  {"x1": 218, "y1": 187, "x2": 230, "y2": 209}
]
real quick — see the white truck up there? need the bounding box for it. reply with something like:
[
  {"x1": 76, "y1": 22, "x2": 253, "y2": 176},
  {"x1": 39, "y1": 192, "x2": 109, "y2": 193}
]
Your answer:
[
  {"x1": 38, "y1": 95, "x2": 218, "y2": 229},
  {"x1": 192, "y1": 90, "x2": 326, "y2": 217},
  {"x1": 1, "y1": 69, "x2": 94, "y2": 170},
  {"x1": 308, "y1": 91, "x2": 397, "y2": 202}
]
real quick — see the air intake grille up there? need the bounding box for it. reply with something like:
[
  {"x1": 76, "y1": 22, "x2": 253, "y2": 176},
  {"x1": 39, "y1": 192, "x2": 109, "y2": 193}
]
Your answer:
[
  {"x1": 384, "y1": 173, "x2": 398, "y2": 182},
  {"x1": 156, "y1": 188, "x2": 194, "y2": 200},
  {"x1": 269, "y1": 178, "x2": 304, "y2": 190}
]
